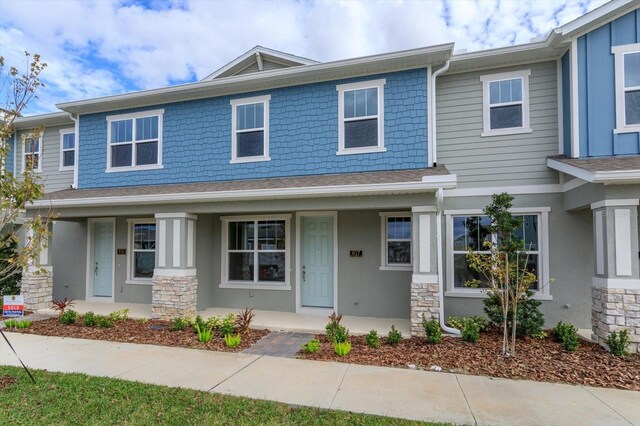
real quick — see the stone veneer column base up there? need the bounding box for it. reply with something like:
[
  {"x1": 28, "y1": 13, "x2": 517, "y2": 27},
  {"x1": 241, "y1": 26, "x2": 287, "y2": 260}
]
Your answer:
[
  {"x1": 21, "y1": 267, "x2": 53, "y2": 311},
  {"x1": 592, "y1": 287, "x2": 640, "y2": 354},
  {"x1": 410, "y1": 282, "x2": 440, "y2": 337},
  {"x1": 151, "y1": 275, "x2": 198, "y2": 320}
]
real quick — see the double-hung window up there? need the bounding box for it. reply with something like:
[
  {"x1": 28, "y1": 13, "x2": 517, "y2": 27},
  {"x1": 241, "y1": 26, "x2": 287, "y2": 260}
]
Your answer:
[
  {"x1": 480, "y1": 70, "x2": 531, "y2": 136},
  {"x1": 106, "y1": 109, "x2": 163, "y2": 171},
  {"x1": 23, "y1": 134, "x2": 42, "y2": 172},
  {"x1": 230, "y1": 95, "x2": 270, "y2": 163},
  {"x1": 59, "y1": 129, "x2": 75, "y2": 170},
  {"x1": 127, "y1": 220, "x2": 156, "y2": 284},
  {"x1": 337, "y1": 79, "x2": 386, "y2": 154},
  {"x1": 613, "y1": 44, "x2": 640, "y2": 133},
  {"x1": 380, "y1": 213, "x2": 412, "y2": 270},
  {"x1": 221, "y1": 215, "x2": 290, "y2": 289}
]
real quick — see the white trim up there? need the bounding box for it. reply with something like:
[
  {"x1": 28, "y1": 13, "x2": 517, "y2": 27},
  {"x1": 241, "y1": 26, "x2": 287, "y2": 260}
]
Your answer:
[
  {"x1": 155, "y1": 212, "x2": 198, "y2": 219},
  {"x1": 173, "y1": 219, "x2": 181, "y2": 268},
  {"x1": 595, "y1": 210, "x2": 605, "y2": 275},
  {"x1": 86, "y1": 218, "x2": 116, "y2": 302},
  {"x1": 187, "y1": 220, "x2": 194, "y2": 268},
  {"x1": 158, "y1": 220, "x2": 166, "y2": 268},
  {"x1": 570, "y1": 37, "x2": 580, "y2": 158},
  {"x1": 230, "y1": 95, "x2": 271, "y2": 163},
  {"x1": 106, "y1": 109, "x2": 164, "y2": 172},
  {"x1": 58, "y1": 128, "x2": 75, "y2": 171},
  {"x1": 412, "y1": 206, "x2": 437, "y2": 212},
  {"x1": 126, "y1": 218, "x2": 156, "y2": 285},
  {"x1": 153, "y1": 268, "x2": 197, "y2": 277},
  {"x1": 426, "y1": 67, "x2": 433, "y2": 166},
  {"x1": 444, "y1": 207, "x2": 551, "y2": 215},
  {"x1": 548, "y1": 159, "x2": 640, "y2": 184},
  {"x1": 480, "y1": 70, "x2": 531, "y2": 137},
  {"x1": 612, "y1": 44, "x2": 640, "y2": 134},
  {"x1": 296, "y1": 211, "x2": 339, "y2": 313},
  {"x1": 559, "y1": 0, "x2": 639, "y2": 37},
  {"x1": 591, "y1": 199, "x2": 640, "y2": 210},
  {"x1": 337, "y1": 79, "x2": 386, "y2": 155},
  {"x1": 379, "y1": 212, "x2": 412, "y2": 271},
  {"x1": 445, "y1": 291, "x2": 553, "y2": 301},
  {"x1": 21, "y1": 133, "x2": 42, "y2": 173},
  {"x1": 419, "y1": 214, "x2": 430, "y2": 273},
  {"x1": 412, "y1": 274, "x2": 438, "y2": 284},
  {"x1": 557, "y1": 58, "x2": 564, "y2": 155},
  {"x1": 592, "y1": 277, "x2": 640, "y2": 290},
  {"x1": 614, "y1": 208, "x2": 632, "y2": 276}
]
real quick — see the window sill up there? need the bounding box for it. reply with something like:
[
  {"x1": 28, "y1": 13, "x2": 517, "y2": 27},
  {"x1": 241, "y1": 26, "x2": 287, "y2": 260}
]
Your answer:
[
  {"x1": 59, "y1": 167, "x2": 74, "y2": 172},
  {"x1": 125, "y1": 279, "x2": 153, "y2": 285},
  {"x1": 230, "y1": 156, "x2": 271, "y2": 164},
  {"x1": 481, "y1": 127, "x2": 532, "y2": 138},
  {"x1": 445, "y1": 290, "x2": 552, "y2": 301},
  {"x1": 106, "y1": 164, "x2": 163, "y2": 173},
  {"x1": 613, "y1": 126, "x2": 640, "y2": 135},
  {"x1": 379, "y1": 265, "x2": 412, "y2": 271},
  {"x1": 336, "y1": 147, "x2": 386, "y2": 156},
  {"x1": 219, "y1": 282, "x2": 291, "y2": 291}
]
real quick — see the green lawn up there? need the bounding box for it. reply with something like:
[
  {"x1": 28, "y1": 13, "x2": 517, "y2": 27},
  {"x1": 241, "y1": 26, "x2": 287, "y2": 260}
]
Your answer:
[{"x1": 0, "y1": 366, "x2": 441, "y2": 425}]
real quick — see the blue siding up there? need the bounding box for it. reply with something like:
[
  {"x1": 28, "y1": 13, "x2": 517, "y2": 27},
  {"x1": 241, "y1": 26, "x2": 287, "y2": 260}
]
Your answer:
[
  {"x1": 79, "y1": 69, "x2": 429, "y2": 189},
  {"x1": 561, "y1": 52, "x2": 571, "y2": 156},
  {"x1": 577, "y1": 9, "x2": 640, "y2": 157}
]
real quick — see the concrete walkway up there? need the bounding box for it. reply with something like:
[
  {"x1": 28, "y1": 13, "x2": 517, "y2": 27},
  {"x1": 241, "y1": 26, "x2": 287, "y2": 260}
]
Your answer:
[{"x1": 1, "y1": 334, "x2": 638, "y2": 426}]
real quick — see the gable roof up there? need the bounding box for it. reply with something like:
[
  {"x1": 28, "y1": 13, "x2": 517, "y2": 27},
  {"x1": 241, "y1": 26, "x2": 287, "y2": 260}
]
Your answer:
[
  {"x1": 202, "y1": 46, "x2": 319, "y2": 81},
  {"x1": 555, "y1": 0, "x2": 638, "y2": 38}
]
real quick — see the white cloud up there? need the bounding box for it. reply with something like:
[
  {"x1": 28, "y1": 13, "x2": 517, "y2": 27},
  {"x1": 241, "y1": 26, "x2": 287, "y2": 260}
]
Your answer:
[{"x1": 0, "y1": 0, "x2": 610, "y2": 114}]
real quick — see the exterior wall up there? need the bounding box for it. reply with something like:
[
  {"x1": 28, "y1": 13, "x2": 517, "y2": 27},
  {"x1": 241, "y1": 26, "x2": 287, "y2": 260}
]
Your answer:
[
  {"x1": 51, "y1": 221, "x2": 87, "y2": 301},
  {"x1": 577, "y1": 9, "x2": 640, "y2": 157},
  {"x1": 14, "y1": 125, "x2": 74, "y2": 193},
  {"x1": 78, "y1": 69, "x2": 429, "y2": 189},
  {"x1": 436, "y1": 61, "x2": 560, "y2": 187}
]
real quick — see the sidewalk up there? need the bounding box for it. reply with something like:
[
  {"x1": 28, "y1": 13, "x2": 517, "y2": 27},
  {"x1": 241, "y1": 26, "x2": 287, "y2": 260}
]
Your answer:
[{"x1": 1, "y1": 333, "x2": 638, "y2": 425}]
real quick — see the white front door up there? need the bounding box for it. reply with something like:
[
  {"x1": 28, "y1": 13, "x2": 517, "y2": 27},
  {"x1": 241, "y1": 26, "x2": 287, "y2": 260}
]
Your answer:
[{"x1": 91, "y1": 220, "x2": 114, "y2": 298}]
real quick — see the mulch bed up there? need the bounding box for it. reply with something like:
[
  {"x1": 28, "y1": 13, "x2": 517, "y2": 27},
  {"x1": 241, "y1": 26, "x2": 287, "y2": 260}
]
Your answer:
[
  {"x1": 5, "y1": 318, "x2": 269, "y2": 353},
  {"x1": 299, "y1": 331, "x2": 640, "y2": 391},
  {"x1": 0, "y1": 375, "x2": 18, "y2": 390}
]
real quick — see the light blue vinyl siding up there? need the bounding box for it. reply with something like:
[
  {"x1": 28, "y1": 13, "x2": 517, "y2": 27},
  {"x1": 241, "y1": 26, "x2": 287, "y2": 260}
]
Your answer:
[
  {"x1": 78, "y1": 69, "x2": 429, "y2": 189},
  {"x1": 561, "y1": 52, "x2": 571, "y2": 156}
]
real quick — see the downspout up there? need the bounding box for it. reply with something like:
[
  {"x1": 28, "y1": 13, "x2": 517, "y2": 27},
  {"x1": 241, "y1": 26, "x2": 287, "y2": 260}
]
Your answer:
[
  {"x1": 430, "y1": 60, "x2": 450, "y2": 166},
  {"x1": 437, "y1": 185, "x2": 459, "y2": 334},
  {"x1": 68, "y1": 113, "x2": 78, "y2": 189}
]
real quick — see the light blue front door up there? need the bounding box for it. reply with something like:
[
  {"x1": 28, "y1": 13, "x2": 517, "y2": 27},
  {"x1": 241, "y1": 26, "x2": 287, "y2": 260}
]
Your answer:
[
  {"x1": 92, "y1": 221, "x2": 114, "y2": 298},
  {"x1": 301, "y1": 216, "x2": 334, "y2": 308}
]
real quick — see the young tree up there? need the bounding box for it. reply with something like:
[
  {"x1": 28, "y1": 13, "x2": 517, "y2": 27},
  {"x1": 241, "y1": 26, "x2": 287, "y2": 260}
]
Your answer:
[{"x1": 0, "y1": 52, "x2": 55, "y2": 292}]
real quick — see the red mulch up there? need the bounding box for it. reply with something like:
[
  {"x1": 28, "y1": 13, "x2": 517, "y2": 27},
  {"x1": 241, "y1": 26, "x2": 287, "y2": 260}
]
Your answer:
[
  {"x1": 6, "y1": 318, "x2": 269, "y2": 353},
  {"x1": 299, "y1": 331, "x2": 640, "y2": 391},
  {"x1": 0, "y1": 375, "x2": 18, "y2": 390}
]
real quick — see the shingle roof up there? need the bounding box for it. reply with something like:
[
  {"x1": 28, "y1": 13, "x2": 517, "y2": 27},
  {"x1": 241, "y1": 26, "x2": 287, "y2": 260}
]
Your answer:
[{"x1": 548, "y1": 155, "x2": 640, "y2": 172}]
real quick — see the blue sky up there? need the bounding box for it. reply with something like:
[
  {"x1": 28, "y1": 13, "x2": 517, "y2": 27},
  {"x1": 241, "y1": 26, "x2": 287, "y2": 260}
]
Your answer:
[{"x1": 0, "y1": 0, "x2": 608, "y2": 115}]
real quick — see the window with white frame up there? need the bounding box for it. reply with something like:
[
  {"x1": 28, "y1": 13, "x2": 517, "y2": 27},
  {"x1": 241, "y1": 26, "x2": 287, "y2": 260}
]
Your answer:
[
  {"x1": 60, "y1": 129, "x2": 75, "y2": 170},
  {"x1": 127, "y1": 220, "x2": 156, "y2": 283},
  {"x1": 337, "y1": 79, "x2": 386, "y2": 154},
  {"x1": 380, "y1": 213, "x2": 411, "y2": 269},
  {"x1": 106, "y1": 109, "x2": 163, "y2": 171},
  {"x1": 613, "y1": 44, "x2": 640, "y2": 133},
  {"x1": 480, "y1": 70, "x2": 531, "y2": 136},
  {"x1": 221, "y1": 215, "x2": 290, "y2": 289},
  {"x1": 22, "y1": 134, "x2": 42, "y2": 172},
  {"x1": 230, "y1": 95, "x2": 270, "y2": 163}
]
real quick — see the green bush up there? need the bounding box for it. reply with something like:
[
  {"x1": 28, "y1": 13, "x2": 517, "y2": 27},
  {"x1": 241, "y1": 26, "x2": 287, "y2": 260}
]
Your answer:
[
  {"x1": 461, "y1": 322, "x2": 481, "y2": 343},
  {"x1": 551, "y1": 322, "x2": 580, "y2": 352},
  {"x1": 0, "y1": 236, "x2": 21, "y2": 298},
  {"x1": 333, "y1": 341, "x2": 351, "y2": 357},
  {"x1": 447, "y1": 316, "x2": 490, "y2": 332},
  {"x1": 301, "y1": 338, "x2": 320, "y2": 353},
  {"x1": 206, "y1": 316, "x2": 222, "y2": 330},
  {"x1": 325, "y1": 312, "x2": 346, "y2": 343},
  {"x1": 606, "y1": 329, "x2": 629, "y2": 356},
  {"x1": 422, "y1": 316, "x2": 442, "y2": 344},
  {"x1": 365, "y1": 330, "x2": 380, "y2": 349},
  {"x1": 484, "y1": 291, "x2": 544, "y2": 338},
  {"x1": 96, "y1": 316, "x2": 114, "y2": 328},
  {"x1": 107, "y1": 309, "x2": 129, "y2": 321},
  {"x1": 170, "y1": 317, "x2": 190, "y2": 331},
  {"x1": 59, "y1": 310, "x2": 78, "y2": 325},
  {"x1": 220, "y1": 314, "x2": 236, "y2": 336},
  {"x1": 4, "y1": 319, "x2": 31, "y2": 329},
  {"x1": 83, "y1": 312, "x2": 98, "y2": 327},
  {"x1": 195, "y1": 322, "x2": 213, "y2": 343},
  {"x1": 224, "y1": 333, "x2": 241, "y2": 348},
  {"x1": 387, "y1": 325, "x2": 402, "y2": 346}
]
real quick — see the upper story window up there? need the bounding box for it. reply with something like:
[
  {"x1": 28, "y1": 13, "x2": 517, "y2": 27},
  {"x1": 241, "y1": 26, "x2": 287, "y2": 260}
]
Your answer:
[
  {"x1": 59, "y1": 129, "x2": 75, "y2": 171},
  {"x1": 106, "y1": 109, "x2": 164, "y2": 172},
  {"x1": 230, "y1": 95, "x2": 270, "y2": 163},
  {"x1": 337, "y1": 79, "x2": 386, "y2": 155},
  {"x1": 480, "y1": 70, "x2": 531, "y2": 137},
  {"x1": 380, "y1": 213, "x2": 412, "y2": 271},
  {"x1": 22, "y1": 134, "x2": 42, "y2": 172},
  {"x1": 613, "y1": 44, "x2": 640, "y2": 134}
]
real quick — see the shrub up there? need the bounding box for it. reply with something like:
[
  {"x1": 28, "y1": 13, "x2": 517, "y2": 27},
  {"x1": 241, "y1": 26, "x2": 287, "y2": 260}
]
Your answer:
[
  {"x1": 107, "y1": 309, "x2": 129, "y2": 321},
  {"x1": 236, "y1": 308, "x2": 255, "y2": 335},
  {"x1": 461, "y1": 322, "x2": 481, "y2": 343},
  {"x1": 484, "y1": 291, "x2": 544, "y2": 338},
  {"x1": 170, "y1": 317, "x2": 190, "y2": 331},
  {"x1": 447, "y1": 316, "x2": 490, "y2": 332},
  {"x1": 301, "y1": 338, "x2": 320, "y2": 353},
  {"x1": 51, "y1": 298, "x2": 74, "y2": 315},
  {"x1": 387, "y1": 325, "x2": 402, "y2": 346},
  {"x1": 551, "y1": 322, "x2": 580, "y2": 352},
  {"x1": 4, "y1": 319, "x2": 31, "y2": 329},
  {"x1": 325, "y1": 311, "x2": 344, "y2": 342},
  {"x1": 422, "y1": 316, "x2": 442, "y2": 344},
  {"x1": 206, "y1": 316, "x2": 222, "y2": 330},
  {"x1": 59, "y1": 310, "x2": 78, "y2": 325},
  {"x1": 333, "y1": 341, "x2": 351, "y2": 357},
  {"x1": 329, "y1": 325, "x2": 349, "y2": 344},
  {"x1": 365, "y1": 329, "x2": 380, "y2": 349},
  {"x1": 606, "y1": 329, "x2": 629, "y2": 357},
  {"x1": 83, "y1": 312, "x2": 98, "y2": 327},
  {"x1": 224, "y1": 333, "x2": 241, "y2": 348},
  {"x1": 195, "y1": 322, "x2": 213, "y2": 343},
  {"x1": 96, "y1": 316, "x2": 114, "y2": 328},
  {"x1": 220, "y1": 314, "x2": 236, "y2": 336},
  {"x1": 0, "y1": 237, "x2": 21, "y2": 298}
]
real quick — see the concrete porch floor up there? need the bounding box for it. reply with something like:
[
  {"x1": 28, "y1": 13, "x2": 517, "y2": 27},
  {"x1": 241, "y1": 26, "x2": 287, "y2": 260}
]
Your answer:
[{"x1": 37, "y1": 301, "x2": 411, "y2": 336}]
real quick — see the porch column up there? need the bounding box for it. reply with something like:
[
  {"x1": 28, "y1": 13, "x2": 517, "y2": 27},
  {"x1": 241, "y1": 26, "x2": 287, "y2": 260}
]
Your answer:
[
  {"x1": 21, "y1": 224, "x2": 53, "y2": 311},
  {"x1": 591, "y1": 199, "x2": 640, "y2": 353},
  {"x1": 151, "y1": 213, "x2": 198, "y2": 320},
  {"x1": 410, "y1": 206, "x2": 439, "y2": 336}
]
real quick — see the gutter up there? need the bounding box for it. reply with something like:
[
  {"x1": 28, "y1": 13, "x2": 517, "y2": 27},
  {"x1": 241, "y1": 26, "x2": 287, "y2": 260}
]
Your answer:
[
  {"x1": 436, "y1": 188, "x2": 460, "y2": 335},
  {"x1": 68, "y1": 113, "x2": 79, "y2": 189},
  {"x1": 430, "y1": 60, "x2": 450, "y2": 166}
]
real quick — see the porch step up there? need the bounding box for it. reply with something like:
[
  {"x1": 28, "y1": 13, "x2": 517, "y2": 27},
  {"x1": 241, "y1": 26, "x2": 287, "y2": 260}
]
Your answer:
[{"x1": 242, "y1": 331, "x2": 316, "y2": 358}]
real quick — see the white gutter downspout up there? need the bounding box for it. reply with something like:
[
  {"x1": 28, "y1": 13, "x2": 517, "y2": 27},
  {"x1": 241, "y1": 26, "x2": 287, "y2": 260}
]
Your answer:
[
  {"x1": 68, "y1": 113, "x2": 79, "y2": 189},
  {"x1": 430, "y1": 60, "x2": 450, "y2": 166},
  {"x1": 437, "y1": 188, "x2": 460, "y2": 334}
]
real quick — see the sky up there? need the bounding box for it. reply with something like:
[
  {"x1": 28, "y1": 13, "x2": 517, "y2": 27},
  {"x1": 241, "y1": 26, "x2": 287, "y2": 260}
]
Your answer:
[{"x1": 0, "y1": 0, "x2": 609, "y2": 115}]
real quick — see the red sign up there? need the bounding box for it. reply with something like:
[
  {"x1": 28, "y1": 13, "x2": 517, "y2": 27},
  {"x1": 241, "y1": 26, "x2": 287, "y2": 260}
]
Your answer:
[{"x1": 3, "y1": 295, "x2": 24, "y2": 317}]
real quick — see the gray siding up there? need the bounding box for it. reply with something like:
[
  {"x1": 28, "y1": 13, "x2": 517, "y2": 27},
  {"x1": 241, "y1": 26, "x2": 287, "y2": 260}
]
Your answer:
[
  {"x1": 236, "y1": 59, "x2": 288, "y2": 75},
  {"x1": 437, "y1": 61, "x2": 560, "y2": 187}
]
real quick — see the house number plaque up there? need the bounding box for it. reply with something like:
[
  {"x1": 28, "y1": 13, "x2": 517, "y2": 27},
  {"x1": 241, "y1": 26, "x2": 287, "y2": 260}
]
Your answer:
[{"x1": 350, "y1": 250, "x2": 363, "y2": 258}]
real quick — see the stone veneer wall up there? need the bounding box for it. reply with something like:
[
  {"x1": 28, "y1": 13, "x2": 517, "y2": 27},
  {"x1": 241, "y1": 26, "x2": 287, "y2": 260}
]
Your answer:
[
  {"x1": 21, "y1": 267, "x2": 53, "y2": 311},
  {"x1": 592, "y1": 287, "x2": 640, "y2": 353},
  {"x1": 151, "y1": 275, "x2": 198, "y2": 320},
  {"x1": 410, "y1": 281, "x2": 440, "y2": 336}
]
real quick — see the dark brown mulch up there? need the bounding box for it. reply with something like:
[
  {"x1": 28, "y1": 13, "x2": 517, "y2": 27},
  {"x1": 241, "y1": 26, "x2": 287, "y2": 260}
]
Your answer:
[
  {"x1": 0, "y1": 375, "x2": 18, "y2": 390},
  {"x1": 299, "y1": 331, "x2": 640, "y2": 391},
  {"x1": 6, "y1": 318, "x2": 269, "y2": 353}
]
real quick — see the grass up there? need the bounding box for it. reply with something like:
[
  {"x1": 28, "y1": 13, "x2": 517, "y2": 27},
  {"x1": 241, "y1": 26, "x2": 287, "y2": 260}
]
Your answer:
[{"x1": 0, "y1": 366, "x2": 442, "y2": 425}]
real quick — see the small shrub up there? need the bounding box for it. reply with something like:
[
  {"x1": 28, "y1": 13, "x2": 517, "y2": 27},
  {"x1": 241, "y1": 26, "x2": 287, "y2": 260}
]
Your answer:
[
  {"x1": 461, "y1": 322, "x2": 480, "y2": 343},
  {"x1": 59, "y1": 310, "x2": 78, "y2": 325},
  {"x1": 325, "y1": 311, "x2": 344, "y2": 342},
  {"x1": 484, "y1": 291, "x2": 544, "y2": 338},
  {"x1": 51, "y1": 297, "x2": 75, "y2": 315},
  {"x1": 206, "y1": 316, "x2": 222, "y2": 330},
  {"x1": 236, "y1": 308, "x2": 255, "y2": 335},
  {"x1": 422, "y1": 316, "x2": 442, "y2": 344},
  {"x1": 329, "y1": 325, "x2": 349, "y2": 344},
  {"x1": 301, "y1": 338, "x2": 320, "y2": 353},
  {"x1": 96, "y1": 316, "x2": 114, "y2": 328},
  {"x1": 552, "y1": 321, "x2": 580, "y2": 352},
  {"x1": 195, "y1": 322, "x2": 213, "y2": 343},
  {"x1": 170, "y1": 317, "x2": 190, "y2": 331},
  {"x1": 365, "y1": 329, "x2": 380, "y2": 348},
  {"x1": 224, "y1": 333, "x2": 241, "y2": 348},
  {"x1": 3, "y1": 319, "x2": 18, "y2": 328},
  {"x1": 606, "y1": 329, "x2": 629, "y2": 356},
  {"x1": 4, "y1": 319, "x2": 31, "y2": 329},
  {"x1": 220, "y1": 314, "x2": 236, "y2": 336},
  {"x1": 333, "y1": 341, "x2": 351, "y2": 357},
  {"x1": 83, "y1": 312, "x2": 98, "y2": 327},
  {"x1": 447, "y1": 316, "x2": 490, "y2": 332},
  {"x1": 107, "y1": 309, "x2": 129, "y2": 321},
  {"x1": 387, "y1": 325, "x2": 402, "y2": 346}
]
